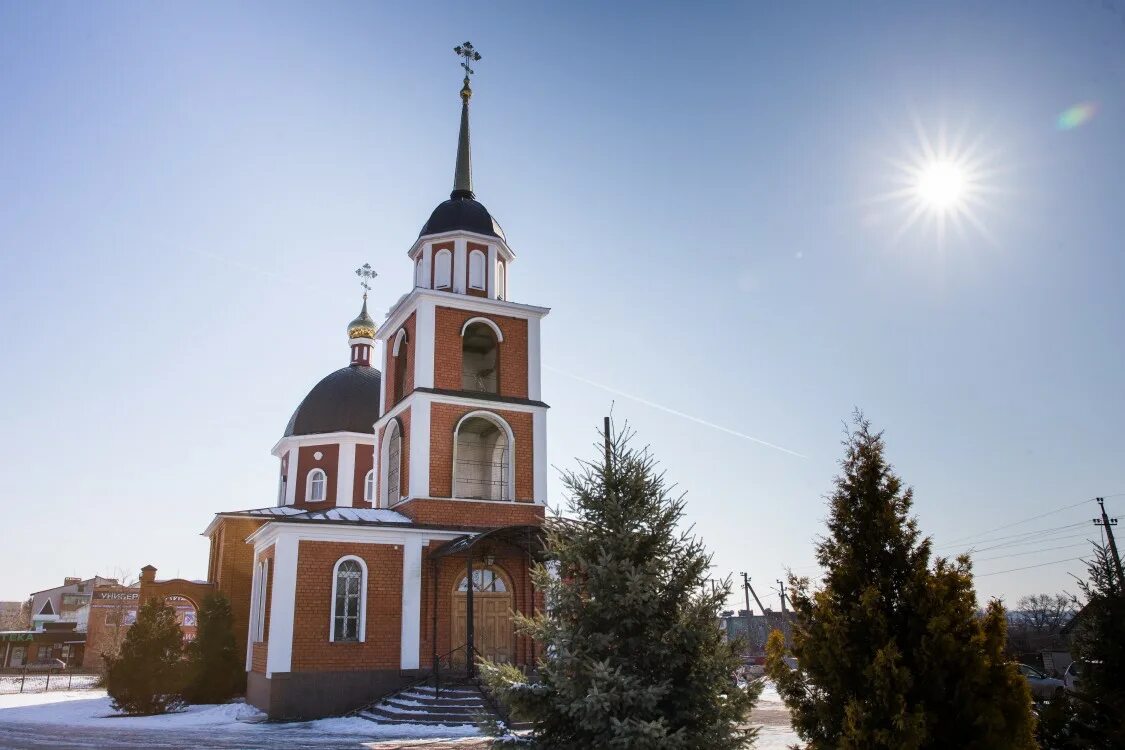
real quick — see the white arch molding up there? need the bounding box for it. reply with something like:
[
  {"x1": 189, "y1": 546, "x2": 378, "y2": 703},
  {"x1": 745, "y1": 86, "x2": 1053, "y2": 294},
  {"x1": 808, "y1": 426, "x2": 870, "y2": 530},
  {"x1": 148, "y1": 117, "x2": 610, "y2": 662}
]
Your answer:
[
  {"x1": 328, "y1": 555, "x2": 368, "y2": 643},
  {"x1": 380, "y1": 420, "x2": 404, "y2": 507},
  {"x1": 392, "y1": 328, "x2": 408, "y2": 357},
  {"x1": 451, "y1": 410, "x2": 516, "y2": 502},
  {"x1": 459, "y1": 317, "x2": 504, "y2": 342}
]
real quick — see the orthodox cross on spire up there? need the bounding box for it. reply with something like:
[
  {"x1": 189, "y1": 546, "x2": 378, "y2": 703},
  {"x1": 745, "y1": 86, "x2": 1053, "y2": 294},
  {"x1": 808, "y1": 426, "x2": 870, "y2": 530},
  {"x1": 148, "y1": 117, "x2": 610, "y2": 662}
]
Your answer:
[
  {"x1": 451, "y1": 42, "x2": 481, "y2": 200},
  {"x1": 354, "y1": 263, "x2": 377, "y2": 300}
]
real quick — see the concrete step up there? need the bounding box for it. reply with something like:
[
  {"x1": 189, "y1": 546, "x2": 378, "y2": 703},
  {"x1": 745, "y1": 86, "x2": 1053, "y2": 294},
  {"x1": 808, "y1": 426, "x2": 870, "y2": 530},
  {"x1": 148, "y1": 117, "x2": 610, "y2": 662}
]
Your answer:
[{"x1": 359, "y1": 707, "x2": 483, "y2": 726}]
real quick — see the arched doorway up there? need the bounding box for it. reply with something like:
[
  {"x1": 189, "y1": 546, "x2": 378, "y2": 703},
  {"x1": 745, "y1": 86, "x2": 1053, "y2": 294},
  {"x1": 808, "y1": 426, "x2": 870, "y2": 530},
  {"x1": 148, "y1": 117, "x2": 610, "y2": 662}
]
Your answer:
[{"x1": 451, "y1": 566, "x2": 513, "y2": 664}]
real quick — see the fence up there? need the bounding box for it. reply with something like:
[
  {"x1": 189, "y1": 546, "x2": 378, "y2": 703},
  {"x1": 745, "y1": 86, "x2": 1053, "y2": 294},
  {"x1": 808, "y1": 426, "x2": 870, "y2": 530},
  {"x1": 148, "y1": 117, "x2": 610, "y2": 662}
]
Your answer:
[{"x1": 0, "y1": 670, "x2": 101, "y2": 694}]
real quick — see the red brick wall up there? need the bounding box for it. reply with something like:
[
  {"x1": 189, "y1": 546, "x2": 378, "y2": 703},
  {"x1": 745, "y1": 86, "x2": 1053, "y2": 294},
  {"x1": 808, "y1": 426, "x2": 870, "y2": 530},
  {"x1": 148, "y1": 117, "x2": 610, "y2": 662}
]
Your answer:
[
  {"x1": 295, "y1": 443, "x2": 339, "y2": 506},
  {"x1": 397, "y1": 498, "x2": 544, "y2": 528},
  {"x1": 249, "y1": 545, "x2": 274, "y2": 674},
  {"x1": 290, "y1": 541, "x2": 404, "y2": 672},
  {"x1": 251, "y1": 642, "x2": 268, "y2": 674},
  {"x1": 353, "y1": 441, "x2": 376, "y2": 508},
  {"x1": 385, "y1": 312, "x2": 416, "y2": 408},
  {"x1": 433, "y1": 307, "x2": 529, "y2": 399},
  {"x1": 207, "y1": 517, "x2": 267, "y2": 661},
  {"x1": 428, "y1": 403, "x2": 535, "y2": 501}
]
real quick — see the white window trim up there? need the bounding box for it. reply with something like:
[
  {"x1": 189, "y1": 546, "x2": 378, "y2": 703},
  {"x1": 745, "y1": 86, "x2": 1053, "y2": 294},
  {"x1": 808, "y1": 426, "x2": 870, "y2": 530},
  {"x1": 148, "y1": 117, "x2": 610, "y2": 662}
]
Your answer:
[
  {"x1": 434, "y1": 249, "x2": 452, "y2": 289},
  {"x1": 460, "y1": 316, "x2": 504, "y2": 342},
  {"x1": 252, "y1": 560, "x2": 268, "y2": 642},
  {"x1": 364, "y1": 469, "x2": 375, "y2": 503},
  {"x1": 451, "y1": 410, "x2": 515, "y2": 502},
  {"x1": 468, "y1": 249, "x2": 486, "y2": 290},
  {"x1": 307, "y1": 468, "x2": 327, "y2": 502},
  {"x1": 328, "y1": 555, "x2": 368, "y2": 643}
]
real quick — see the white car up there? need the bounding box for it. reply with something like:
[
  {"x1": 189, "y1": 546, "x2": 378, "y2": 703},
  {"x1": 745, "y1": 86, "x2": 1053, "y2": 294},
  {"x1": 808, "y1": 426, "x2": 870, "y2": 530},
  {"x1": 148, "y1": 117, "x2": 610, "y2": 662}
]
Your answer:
[{"x1": 1017, "y1": 663, "x2": 1064, "y2": 700}]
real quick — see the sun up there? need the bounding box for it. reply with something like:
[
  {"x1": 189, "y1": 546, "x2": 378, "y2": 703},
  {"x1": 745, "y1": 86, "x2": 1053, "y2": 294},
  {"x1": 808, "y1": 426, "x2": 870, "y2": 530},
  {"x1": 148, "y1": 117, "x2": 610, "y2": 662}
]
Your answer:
[
  {"x1": 916, "y1": 160, "x2": 966, "y2": 211},
  {"x1": 874, "y1": 119, "x2": 997, "y2": 245}
]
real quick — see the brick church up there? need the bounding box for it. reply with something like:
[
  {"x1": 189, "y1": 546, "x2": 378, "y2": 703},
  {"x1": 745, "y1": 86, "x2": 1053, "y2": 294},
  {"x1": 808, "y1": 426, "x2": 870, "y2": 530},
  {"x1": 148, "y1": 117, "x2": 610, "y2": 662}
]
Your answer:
[{"x1": 142, "y1": 53, "x2": 549, "y2": 719}]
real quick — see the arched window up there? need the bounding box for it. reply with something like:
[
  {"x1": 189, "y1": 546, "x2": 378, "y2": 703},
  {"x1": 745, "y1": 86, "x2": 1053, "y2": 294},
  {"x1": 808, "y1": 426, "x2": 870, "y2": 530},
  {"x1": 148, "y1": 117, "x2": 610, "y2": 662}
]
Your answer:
[
  {"x1": 392, "y1": 329, "x2": 408, "y2": 404},
  {"x1": 468, "y1": 249, "x2": 486, "y2": 290},
  {"x1": 382, "y1": 421, "x2": 402, "y2": 506},
  {"x1": 415, "y1": 257, "x2": 423, "y2": 287},
  {"x1": 252, "y1": 559, "x2": 269, "y2": 641},
  {"x1": 457, "y1": 567, "x2": 508, "y2": 592},
  {"x1": 461, "y1": 321, "x2": 499, "y2": 393},
  {"x1": 329, "y1": 557, "x2": 366, "y2": 642},
  {"x1": 434, "y1": 249, "x2": 452, "y2": 289},
  {"x1": 307, "y1": 469, "x2": 326, "y2": 502},
  {"x1": 364, "y1": 470, "x2": 375, "y2": 504},
  {"x1": 496, "y1": 261, "x2": 506, "y2": 300},
  {"x1": 453, "y1": 413, "x2": 511, "y2": 501}
]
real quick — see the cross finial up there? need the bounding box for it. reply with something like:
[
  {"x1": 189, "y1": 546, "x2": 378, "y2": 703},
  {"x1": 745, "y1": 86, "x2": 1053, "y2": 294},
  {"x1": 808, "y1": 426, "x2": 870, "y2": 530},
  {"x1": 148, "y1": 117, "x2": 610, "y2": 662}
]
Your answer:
[
  {"x1": 454, "y1": 41, "x2": 481, "y2": 77},
  {"x1": 354, "y1": 263, "x2": 377, "y2": 299}
]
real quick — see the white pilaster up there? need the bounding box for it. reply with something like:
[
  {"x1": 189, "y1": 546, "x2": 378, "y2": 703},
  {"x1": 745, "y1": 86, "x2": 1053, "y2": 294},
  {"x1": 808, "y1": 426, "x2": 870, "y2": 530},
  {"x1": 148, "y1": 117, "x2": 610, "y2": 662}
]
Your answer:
[
  {"x1": 453, "y1": 240, "x2": 467, "y2": 294},
  {"x1": 265, "y1": 536, "x2": 298, "y2": 677},
  {"x1": 421, "y1": 244, "x2": 433, "y2": 289},
  {"x1": 414, "y1": 300, "x2": 435, "y2": 389},
  {"x1": 400, "y1": 537, "x2": 423, "y2": 669},
  {"x1": 533, "y1": 409, "x2": 548, "y2": 504},
  {"x1": 486, "y1": 245, "x2": 498, "y2": 299},
  {"x1": 527, "y1": 317, "x2": 542, "y2": 401},
  {"x1": 336, "y1": 441, "x2": 356, "y2": 507},
  {"x1": 409, "y1": 396, "x2": 431, "y2": 499},
  {"x1": 284, "y1": 445, "x2": 299, "y2": 505}
]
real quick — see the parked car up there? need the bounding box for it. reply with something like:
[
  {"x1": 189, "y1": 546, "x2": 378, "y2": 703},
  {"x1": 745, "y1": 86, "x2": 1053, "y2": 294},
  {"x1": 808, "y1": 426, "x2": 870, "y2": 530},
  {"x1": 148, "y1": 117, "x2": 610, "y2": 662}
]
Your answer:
[{"x1": 1017, "y1": 663, "x2": 1064, "y2": 700}]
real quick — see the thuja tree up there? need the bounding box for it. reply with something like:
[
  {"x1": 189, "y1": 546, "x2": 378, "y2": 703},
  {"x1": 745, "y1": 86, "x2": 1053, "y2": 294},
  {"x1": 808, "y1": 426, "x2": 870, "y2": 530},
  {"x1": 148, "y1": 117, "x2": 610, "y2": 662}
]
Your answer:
[
  {"x1": 184, "y1": 593, "x2": 245, "y2": 704},
  {"x1": 1066, "y1": 543, "x2": 1125, "y2": 748},
  {"x1": 483, "y1": 423, "x2": 760, "y2": 749},
  {"x1": 106, "y1": 598, "x2": 186, "y2": 715},
  {"x1": 765, "y1": 413, "x2": 1035, "y2": 750}
]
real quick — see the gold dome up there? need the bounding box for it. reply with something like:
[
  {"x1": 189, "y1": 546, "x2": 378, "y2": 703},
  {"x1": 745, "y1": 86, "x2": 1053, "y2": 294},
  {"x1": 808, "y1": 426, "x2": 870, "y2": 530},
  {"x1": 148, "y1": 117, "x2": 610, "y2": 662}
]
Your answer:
[{"x1": 347, "y1": 296, "x2": 377, "y2": 340}]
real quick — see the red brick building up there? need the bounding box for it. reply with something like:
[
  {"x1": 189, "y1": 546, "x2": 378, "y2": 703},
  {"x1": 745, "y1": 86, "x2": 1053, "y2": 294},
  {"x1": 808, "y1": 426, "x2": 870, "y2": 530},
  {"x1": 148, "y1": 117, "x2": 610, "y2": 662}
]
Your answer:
[{"x1": 173, "y1": 68, "x2": 549, "y2": 719}]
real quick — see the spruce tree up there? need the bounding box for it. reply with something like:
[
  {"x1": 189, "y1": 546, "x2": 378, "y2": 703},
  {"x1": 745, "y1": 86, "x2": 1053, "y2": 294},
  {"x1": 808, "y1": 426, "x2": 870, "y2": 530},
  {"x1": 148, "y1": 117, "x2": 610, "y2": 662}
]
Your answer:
[
  {"x1": 184, "y1": 593, "x2": 245, "y2": 704},
  {"x1": 106, "y1": 597, "x2": 186, "y2": 715},
  {"x1": 483, "y1": 423, "x2": 760, "y2": 749},
  {"x1": 1066, "y1": 543, "x2": 1125, "y2": 749},
  {"x1": 765, "y1": 413, "x2": 1036, "y2": 750}
]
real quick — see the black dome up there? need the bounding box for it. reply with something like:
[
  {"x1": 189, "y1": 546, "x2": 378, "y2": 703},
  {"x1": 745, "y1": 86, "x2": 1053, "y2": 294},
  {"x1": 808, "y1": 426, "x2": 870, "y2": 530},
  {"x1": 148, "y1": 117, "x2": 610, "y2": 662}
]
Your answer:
[
  {"x1": 419, "y1": 195, "x2": 505, "y2": 240},
  {"x1": 284, "y1": 366, "x2": 382, "y2": 437}
]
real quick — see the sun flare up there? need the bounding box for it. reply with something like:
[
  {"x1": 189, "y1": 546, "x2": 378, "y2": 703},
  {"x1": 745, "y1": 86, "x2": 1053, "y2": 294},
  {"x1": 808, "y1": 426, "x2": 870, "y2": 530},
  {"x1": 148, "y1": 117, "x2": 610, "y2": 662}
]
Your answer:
[{"x1": 875, "y1": 119, "x2": 996, "y2": 245}]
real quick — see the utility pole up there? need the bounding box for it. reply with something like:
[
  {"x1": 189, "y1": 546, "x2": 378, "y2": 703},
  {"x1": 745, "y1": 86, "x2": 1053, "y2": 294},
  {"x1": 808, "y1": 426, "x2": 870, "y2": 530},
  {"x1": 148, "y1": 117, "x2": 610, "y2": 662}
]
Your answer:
[
  {"x1": 1094, "y1": 497, "x2": 1124, "y2": 585},
  {"x1": 776, "y1": 579, "x2": 788, "y2": 615},
  {"x1": 603, "y1": 416, "x2": 612, "y2": 469},
  {"x1": 741, "y1": 572, "x2": 766, "y2": 613}
]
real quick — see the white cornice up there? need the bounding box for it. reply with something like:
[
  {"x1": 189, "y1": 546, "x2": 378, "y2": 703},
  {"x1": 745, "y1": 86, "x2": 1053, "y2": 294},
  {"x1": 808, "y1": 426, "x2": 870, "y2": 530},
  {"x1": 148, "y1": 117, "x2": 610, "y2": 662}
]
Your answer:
[
  {"x1": 378, "y1": 289, "x2": 550, "y2": 341},
  {"x1": 247, "y1": 521, "x2": 466, "y2": 548},
  {"x1": 270, "y1": 431, "x2": 377, "y2": 457}
]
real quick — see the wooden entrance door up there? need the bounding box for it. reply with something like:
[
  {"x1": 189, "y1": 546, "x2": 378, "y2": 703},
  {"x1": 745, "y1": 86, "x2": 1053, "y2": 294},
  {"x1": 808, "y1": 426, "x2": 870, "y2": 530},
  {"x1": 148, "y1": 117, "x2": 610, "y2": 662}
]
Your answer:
[{"x1": 451, "y1": 567, "x2": 513, "y2": 664}]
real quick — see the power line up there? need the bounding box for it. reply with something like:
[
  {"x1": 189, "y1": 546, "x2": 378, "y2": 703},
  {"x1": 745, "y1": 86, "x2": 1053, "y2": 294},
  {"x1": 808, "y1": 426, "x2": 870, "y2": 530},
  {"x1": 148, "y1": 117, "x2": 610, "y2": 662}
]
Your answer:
[
  {"x1": 935, "y1": 522, "x2": 1089, "y2": 552},
  {"x1": 942, "y1": 499, "x2": 1096, "y2": 546},
  {"x1": 975, "y1": 557, "x2": 1086, "y2": 578},
  {"x1": 970, "y1": 541, "x2": 1093, "y2": 564},
  {"x1": 966, "y1": 531, "x2": 1093, "y2": 554}
]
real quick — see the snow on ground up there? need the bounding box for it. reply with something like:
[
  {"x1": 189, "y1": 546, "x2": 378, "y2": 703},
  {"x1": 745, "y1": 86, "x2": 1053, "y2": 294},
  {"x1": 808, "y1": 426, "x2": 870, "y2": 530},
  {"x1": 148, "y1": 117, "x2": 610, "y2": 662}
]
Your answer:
[{"x1": 0, "y1": 690, "x2": 482, "y2": 740}]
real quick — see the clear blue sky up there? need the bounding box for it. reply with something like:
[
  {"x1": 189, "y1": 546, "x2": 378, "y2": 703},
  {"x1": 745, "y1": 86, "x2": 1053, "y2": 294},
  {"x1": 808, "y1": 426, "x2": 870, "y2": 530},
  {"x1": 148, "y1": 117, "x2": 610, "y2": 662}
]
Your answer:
[{"x1": 2, "y1": 1, "x2": 1123, "y2": 607}]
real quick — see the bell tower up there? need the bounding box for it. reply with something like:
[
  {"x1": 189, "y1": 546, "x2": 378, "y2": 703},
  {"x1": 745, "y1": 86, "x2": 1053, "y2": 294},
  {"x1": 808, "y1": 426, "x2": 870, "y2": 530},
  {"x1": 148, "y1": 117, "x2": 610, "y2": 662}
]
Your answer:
[{"x1": 372, "y1": 43, "x2": 548, "y2": 528}]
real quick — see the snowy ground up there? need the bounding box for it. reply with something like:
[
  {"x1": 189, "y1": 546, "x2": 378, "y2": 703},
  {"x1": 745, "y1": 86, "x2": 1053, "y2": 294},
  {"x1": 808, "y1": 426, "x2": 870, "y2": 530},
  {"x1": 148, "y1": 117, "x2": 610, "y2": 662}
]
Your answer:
[{"x1": 0, "y1": 685, "x2": 798, "y2": 749}]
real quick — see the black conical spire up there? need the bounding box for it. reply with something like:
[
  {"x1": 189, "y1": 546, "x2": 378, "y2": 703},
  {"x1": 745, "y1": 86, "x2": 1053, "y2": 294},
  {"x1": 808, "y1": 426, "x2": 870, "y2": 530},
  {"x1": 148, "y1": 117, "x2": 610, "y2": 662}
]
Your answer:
[{"x1": 451, "y1": 42, "x2": 481, "y2": 200}]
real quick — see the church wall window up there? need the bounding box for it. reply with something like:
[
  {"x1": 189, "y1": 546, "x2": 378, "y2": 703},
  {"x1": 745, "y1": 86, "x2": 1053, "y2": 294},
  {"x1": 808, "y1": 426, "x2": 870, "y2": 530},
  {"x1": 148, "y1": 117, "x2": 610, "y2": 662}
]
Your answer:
[
  {"x1": 330, "y1": 556, "x2": 366, "y2": 642},
  {"x1": 364, "y1": 470, "x2": 375, "y2": 504},
  {"x1": 307, "y1": 469, "x2": 326, "y2": 502},
  {"x1": 415, "y1": 257, "x2": 424, "y2": 287},
  {"x1": 468, "y1": 249, "x2": 486, "y2": 290},
  {"x1": 392, "y1": 329, "x2": 409, "y2": 404},
  {"x1": 496, "y1": 261, "x2": 506, "y2": 299},
  {"x1": 382, "y1": 421, "x2": 403, "y2": 506},
  {"x1": 461, "y1": 320, "x2": 500, "y2": 394},
  {"x1": 435, "y1": 249, "x2": 452, "y2": 289}
]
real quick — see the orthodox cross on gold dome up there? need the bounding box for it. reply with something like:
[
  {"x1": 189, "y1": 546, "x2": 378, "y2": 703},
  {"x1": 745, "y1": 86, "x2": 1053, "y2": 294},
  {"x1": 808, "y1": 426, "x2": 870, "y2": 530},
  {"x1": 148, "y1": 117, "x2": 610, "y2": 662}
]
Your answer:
[{"x1": 354, "y1": 263, "x2": 377, "y2": 300}]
